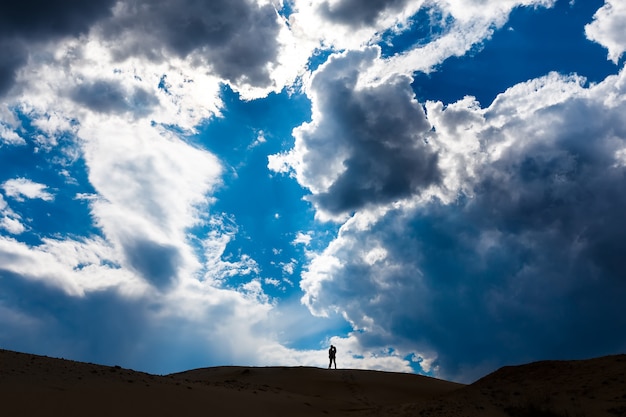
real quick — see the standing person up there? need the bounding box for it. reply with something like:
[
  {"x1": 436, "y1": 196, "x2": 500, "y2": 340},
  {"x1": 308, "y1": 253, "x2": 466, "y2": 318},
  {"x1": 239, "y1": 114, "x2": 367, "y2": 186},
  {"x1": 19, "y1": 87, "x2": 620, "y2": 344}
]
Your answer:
[{"x1": 328, "y1": 345, "x2": 337, "y2": 369}]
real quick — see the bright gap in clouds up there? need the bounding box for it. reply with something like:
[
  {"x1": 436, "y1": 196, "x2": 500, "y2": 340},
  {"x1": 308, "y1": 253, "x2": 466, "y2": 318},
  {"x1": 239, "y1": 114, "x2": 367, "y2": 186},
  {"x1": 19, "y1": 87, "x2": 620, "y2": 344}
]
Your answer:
[
  {"x1": 412, "y1": 0, "x2": 619, "y2": 106},
  {"x1": 193, "y1": 86, "x2": 333, "y2": 299}
]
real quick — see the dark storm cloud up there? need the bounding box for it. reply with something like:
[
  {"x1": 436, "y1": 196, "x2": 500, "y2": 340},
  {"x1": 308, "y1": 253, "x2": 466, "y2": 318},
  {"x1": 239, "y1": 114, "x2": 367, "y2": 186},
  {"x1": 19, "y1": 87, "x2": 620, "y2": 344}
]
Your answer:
[
  {"x1": 0, "y1": 0, "x2": 283, "y2": 96},
  {"x1": 0, "y1": 0, "x2": 115, "y2": 97},
  {"x1": 303, "y1": 81, "x2": 626, "y2": 382},
  {"x1": 124, "y1": 239, "x2": 181, "y2": 290},
  {"x1": 100, "y1": 0, "x2": 282, "y2": 87},
  {"x1": 317, "y1": 0, "x2": 411, "y2": 27},
  {"x1": 70, "y1": 80, "x2": 158, "y2": 116},
  {"x1": 302, "y1": 48, "x2": 441, "y2": 215},
  {"x1": 0, "y1": 0, "x2": 115, "y2": 39},
  {"x1": 0, "y1": 41, "x2": 27, "y2": 97}
]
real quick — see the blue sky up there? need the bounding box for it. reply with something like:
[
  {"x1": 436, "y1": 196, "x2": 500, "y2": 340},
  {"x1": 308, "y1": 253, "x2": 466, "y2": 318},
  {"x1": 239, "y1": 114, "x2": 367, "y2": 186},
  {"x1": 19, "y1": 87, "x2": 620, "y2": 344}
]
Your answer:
[{"x1": 0, "y1": 0, "x2": 625, "y2": 383}]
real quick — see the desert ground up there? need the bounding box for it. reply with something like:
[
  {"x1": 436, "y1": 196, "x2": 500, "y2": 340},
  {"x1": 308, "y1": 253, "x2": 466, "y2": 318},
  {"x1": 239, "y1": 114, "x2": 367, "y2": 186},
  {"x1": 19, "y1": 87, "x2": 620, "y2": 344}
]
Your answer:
[{"x1": 1, "y1": 348, "x2": 625, "y2": 416}]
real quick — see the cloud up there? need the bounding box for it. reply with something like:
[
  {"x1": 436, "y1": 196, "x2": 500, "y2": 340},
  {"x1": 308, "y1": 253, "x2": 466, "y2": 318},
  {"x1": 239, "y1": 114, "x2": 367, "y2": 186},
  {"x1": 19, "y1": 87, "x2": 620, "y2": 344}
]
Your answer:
[
  {"x1": 280, "y1": 258, "x2": 297, "y2": 275},
  {"x1": 201, "y1": 217, "x2": 261, "y2": 284},
  {"x1": 124, "y1": 239, "x2": 181, "y2": 290},
  {"x1": 0, "y1": 0, "x2": 115, "y2": 96},
  {"x1": 0, "y1": 235, "x2": 143, "y2": 297},
  {"x1": 0, "y1": 0, "x2": 114, "y2": 39},
  {"x1": 2, "y1": 178, "x2": 55, "y2": 202},
  {"x1": 271, "y1": 47, "x2": 440, "y2": 218},
  {"x1": 7, "y1": 31, "x2": 225, "y2": 133},
  {"x1": 1, "y1": 42, "x2": 227, "y2": 295},
  {"x1": 96, "y1": 0, "x2": 283, "y2": 89},
  {"x1": 0, "y1": 195, "x2": 25, "y2": 234},
  {"x1": 290, "y1": 0, "x2": 556, "y2": 87},
  {"x1": 0, "y1": 268, "x2": 275, "y2": 373},
  {"x1": 0, "y1": 217, "x2": 25, "y2": 235},
  {"x1": 74, "y1": 116, "x2": 227, "y2": 293},
  {"x1": 316, "y1": 0, "x2": 413, "y2": 27},
  {"x1": 585, "y1": 0, "x2": 626, "y2": 64},
  {"x1": 0, "y1": 1, "x2": 301, "y2": 101},
  {"x1": 358, "y1": 0, "x2": 558, "y2": 86},
  {"x1": 271, "y1": 1, "x2": 570, "y2": 218},
  {"x1": 0, "y1": 41, "x2": 28, "y2": 98},
  {"x1": 0, "y1": 121, "x2": 26, "y2": 145},
  {"x1": 0, "y1": 28, "x2": 236, "y2": 296},
  {"x1": 0, "y1": 275, "x2": 150, "y2": 364},
  {"x1": 300, "y1": 67, "x2": 626, "y2": 382},
  {"x1": 289, "y1": 0, "x2": 423, "y2": 50},
  {"x1": 70, "y1": 80, "x2": 158, "y2": 116},
  {"x1": 293, "y1": 231, "x2": 312, "y2": 246},
  {"x1": 440, "y1": 0, "x2": 555, "y2": 23}
]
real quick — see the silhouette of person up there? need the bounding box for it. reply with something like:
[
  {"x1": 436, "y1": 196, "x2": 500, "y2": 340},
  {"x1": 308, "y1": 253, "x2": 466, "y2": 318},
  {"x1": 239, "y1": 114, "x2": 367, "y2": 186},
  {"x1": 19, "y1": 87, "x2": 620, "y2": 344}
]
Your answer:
[{"x1": 328, "y1": 345, "x2": 337, "y2": 369}]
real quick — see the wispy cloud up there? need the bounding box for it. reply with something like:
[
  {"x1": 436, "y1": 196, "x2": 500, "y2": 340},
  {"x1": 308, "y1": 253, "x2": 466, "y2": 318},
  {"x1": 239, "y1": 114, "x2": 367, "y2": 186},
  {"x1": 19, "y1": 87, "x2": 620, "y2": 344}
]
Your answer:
[{"x1": 2, "y1": 178, "x2": 54, "y2": 202}]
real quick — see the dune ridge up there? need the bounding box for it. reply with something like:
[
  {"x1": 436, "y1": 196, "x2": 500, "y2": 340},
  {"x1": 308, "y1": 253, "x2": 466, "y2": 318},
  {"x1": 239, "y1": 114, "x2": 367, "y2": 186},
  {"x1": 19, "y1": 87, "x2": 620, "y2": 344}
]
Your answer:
[{"x1": 1, "y1": 348, "x2": 625, "y2": 416}]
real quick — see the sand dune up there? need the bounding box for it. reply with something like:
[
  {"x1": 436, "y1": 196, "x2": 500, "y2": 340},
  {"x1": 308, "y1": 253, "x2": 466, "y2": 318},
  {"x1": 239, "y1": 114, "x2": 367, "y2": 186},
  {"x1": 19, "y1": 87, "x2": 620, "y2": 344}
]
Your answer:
[{"x1": 1, "y1": 348, "x2": 625, "y2": 416}]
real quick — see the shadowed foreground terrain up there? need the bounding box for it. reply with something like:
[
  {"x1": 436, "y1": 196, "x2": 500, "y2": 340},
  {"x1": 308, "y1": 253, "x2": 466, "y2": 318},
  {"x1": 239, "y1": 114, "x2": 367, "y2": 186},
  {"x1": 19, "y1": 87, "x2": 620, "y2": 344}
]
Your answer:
[{"x1": 1, "y1": 349, "x2": 625, "y2": 416}]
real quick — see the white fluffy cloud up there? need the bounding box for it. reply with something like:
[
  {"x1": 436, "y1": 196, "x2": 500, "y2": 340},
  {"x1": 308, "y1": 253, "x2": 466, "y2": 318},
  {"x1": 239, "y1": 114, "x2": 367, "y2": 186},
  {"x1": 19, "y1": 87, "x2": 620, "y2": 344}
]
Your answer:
[
  {"x1": 2, "y1": 178, "x2": 55, "y2": 202},
  {"x1": 585, "y1": 0, "x2": 626, "y2": 64},
  {"x1": 0, "y1": 195, "x2": 25, "y2": 235},
  {"x1": 0, "y1": 123, "x2": 25, "y2": 145},
  {"x1": 81, "y1": 120, "x2": 222, "y2": 289}
]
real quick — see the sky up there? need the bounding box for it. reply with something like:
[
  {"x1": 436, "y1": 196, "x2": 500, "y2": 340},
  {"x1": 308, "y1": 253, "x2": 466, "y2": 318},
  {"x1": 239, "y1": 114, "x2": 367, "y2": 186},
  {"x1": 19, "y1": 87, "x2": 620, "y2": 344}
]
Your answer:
[{"x1": 0, "y1": 0, "x2": 625, "y2": 383}]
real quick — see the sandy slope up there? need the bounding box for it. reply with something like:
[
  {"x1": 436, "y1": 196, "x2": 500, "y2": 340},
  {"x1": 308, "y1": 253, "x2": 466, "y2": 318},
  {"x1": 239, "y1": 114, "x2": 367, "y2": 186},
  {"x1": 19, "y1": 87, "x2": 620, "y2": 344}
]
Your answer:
[
  {"x1": 422, "y1": 354, "x2": 626, "y2": 417},
  {"x1": 1, "y1": 348, "x2": 625, "y2": 416}
]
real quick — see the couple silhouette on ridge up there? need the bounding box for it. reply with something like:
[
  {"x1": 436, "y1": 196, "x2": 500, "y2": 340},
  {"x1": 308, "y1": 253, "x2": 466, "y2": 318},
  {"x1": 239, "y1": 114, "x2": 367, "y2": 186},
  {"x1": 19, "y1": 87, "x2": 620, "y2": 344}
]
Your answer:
[{"x1": 328, "y1": 345, "x2": 337, "y2": 369}]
